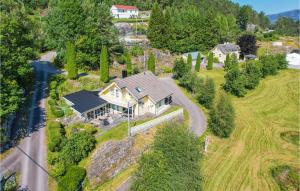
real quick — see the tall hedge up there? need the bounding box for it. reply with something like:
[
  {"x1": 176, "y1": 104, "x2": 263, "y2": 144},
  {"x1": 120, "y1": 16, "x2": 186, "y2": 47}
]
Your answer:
[
  {"x1": 126, "y1": 53, "x2": 132, "y2": 76},
  {"x1": 100, "y1": 46, "x2": 109, "y2": 83},
  {"x1": 147, "y1": 52, "x2": 156, "y2": 73},
  {"x1": 66, "y1": 42, "x2": 77, "y2": 79},
  {"x1": 195, "y1": 52, "x2": 201, "y2": 72},
  {"x1": 207, "y1": 52, "x2": 213, "y2": 70}
]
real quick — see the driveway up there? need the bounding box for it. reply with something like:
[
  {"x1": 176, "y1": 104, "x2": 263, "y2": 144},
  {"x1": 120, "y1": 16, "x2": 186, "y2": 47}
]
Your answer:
[
  {"x1": 116, "y1": 76, "x2": 207, "y2": 191},
  {"x1": 159, "y1": 77, "x2": 207, "y2": 136},
  {"x1": 0, "y1": 51, "x2": 58, "y2": 191}
]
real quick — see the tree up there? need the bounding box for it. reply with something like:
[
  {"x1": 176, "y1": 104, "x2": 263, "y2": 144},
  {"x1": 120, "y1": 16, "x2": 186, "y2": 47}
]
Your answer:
[
  {"x1": 207, "y1": 52, "x2": 214, "y2": 70},
  {"x1": 209, "y1": 93, "x2": 235, "y2": 138},
  {"x1": 215, "y1": 14, "x2": 239, "y2": 43},
  {"x1": 198, "y1": 78, "x2": 215, "y2": 109},
  {"x1": 243, "y1": 60, "x2": 262, "y2": 89},
  {"x1": 100, "y1": 46, "x2": 109, "y2": 82},
  {"x1": 147, "y1": 2, "x2": 165, "y2": 48},
  {"x1": 237, "y1": 34, "x2": 257, "y2": 58},
  {"x1": 223, "y1": 65, "x2": 247, "y2": 97},
  {"x1": 126, "y1": 53, "x2": 133, "y2": 76},
  {"x1": 173, "y1": 58, "x2": 189, "y2": 79},
  {"x1": 1, "y1": 0, "x2": 37, "y2": 120},
  {"x1": 66, "y1": 42, "x2": 77, "y2": 79},
  {"x1": 224, "y1": 54, "x2": 238, "y2": 71},
  {"x1": 237, "y1": 5, "x2": 251, "y2": 30},
  {"x1": 195, "y1": 52, "x2": 201, "y2": 72},
  {"x1": 260, "y1": 55, "x2": 278, "y2": 77},
  {"x1": 147, "y1": 52, "x2": 156, "y2": 73},
  {"x1": 58, "y1": 166, "x2": 86, "y2": 191},
  {"x1": 275, "y1": 17, "x2": 299, "y2": 36},
  {"x1": 187, "y1": 53, "x2": 193, "y2": 71},
  {"x1": 275, "y1": 53, "x2": 288, "y2": 69},
  {"x1": 131, "y1": 123, "x2": 203, "y2": 191}
]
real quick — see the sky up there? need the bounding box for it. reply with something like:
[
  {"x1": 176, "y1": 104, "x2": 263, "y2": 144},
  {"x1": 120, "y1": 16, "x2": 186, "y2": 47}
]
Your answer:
[{"x1": 231, "y1": 0, "x2": 300, "y2": 14}]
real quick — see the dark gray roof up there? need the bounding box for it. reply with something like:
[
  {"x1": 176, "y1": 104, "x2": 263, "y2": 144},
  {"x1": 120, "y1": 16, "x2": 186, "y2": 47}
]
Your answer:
[
  {"x1": 114, "y1": 71, "x2": 172, "y2": 103},
  {"x1": 216, "y1": 44, "x2": 240, "y2": 54},
  {"x1": 63, "y1": 90, "x2": 107, "y2": 113}
]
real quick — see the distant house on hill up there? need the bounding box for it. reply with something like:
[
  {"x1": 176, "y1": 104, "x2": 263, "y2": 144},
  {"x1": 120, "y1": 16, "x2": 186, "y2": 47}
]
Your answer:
[
  {"x1": 111, "y1": 5, "x2": 139, "y2": 19},
  {"x1": 212, "y1": 43, "x2": 240, "y2": 63}
]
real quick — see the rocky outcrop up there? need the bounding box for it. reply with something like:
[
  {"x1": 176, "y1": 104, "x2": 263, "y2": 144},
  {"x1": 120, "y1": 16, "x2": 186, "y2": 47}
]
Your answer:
[{"x1": 87, "y1": 139, "x2": 139, "y2": 187}]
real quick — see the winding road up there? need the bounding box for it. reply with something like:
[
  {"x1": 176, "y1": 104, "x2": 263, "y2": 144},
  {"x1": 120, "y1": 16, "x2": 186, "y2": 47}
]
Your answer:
[
  {"x1": 116, "y1": 76, "x2": 207, "y2": 191},
  {"x1": 0, "y1": 52, "x2": 58, "y2": 191}
]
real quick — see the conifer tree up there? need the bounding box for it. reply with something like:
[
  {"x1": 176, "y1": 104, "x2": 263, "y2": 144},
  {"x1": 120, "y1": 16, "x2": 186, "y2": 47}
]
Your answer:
[
  {"x1": 147, "y1": 2, "x2": 164, "y2": 48},
  {"x1": 163, "y1": 8, "x2": 172, "y2": 48},
  {"x1": 66, "y1": 42, "x2": 77, "y2": 79},
  {"x1": 126, "y1": 53, "x2": 132, "y2": 76},
  {"x1": 195, "y1": 52, "x2": 201, "y2": 72},
  {"x1": 224, "y1": 54, "x2": 231, "y2": 71},
  {"x1": 207, "y1": 52, "x2": 214, "y2": 70},
  {"x1": 198, "y1": 78, "x2": 215, "y2": 109},
  {"x1": 209, "y1": 92, "x2": 235, "y2": 138},
  {"x1": 187, "y1": 53, "x2": 192, "y2": 71},
  {"x1": 147, "y1": 52, "x2": 156, "y2": 74},
  {"x1": 100, "y1": 46, "x2": 109, "y2": 83}
]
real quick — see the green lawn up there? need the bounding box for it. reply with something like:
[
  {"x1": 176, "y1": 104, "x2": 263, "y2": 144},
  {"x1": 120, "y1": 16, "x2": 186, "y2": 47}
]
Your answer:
[{"x1": 201, "y1": 69, "x2": 300, "y2": 191}]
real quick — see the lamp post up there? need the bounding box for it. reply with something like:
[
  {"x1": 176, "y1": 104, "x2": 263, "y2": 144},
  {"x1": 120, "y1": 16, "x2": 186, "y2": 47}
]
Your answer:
[{"x1": 127, "y1": 101, "x2": 131, "y2": 137}]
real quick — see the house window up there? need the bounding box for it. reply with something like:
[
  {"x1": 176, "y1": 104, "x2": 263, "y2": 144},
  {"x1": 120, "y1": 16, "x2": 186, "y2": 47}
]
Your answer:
[
  {"x1": 110, "y1": 88, "x2": 114, "y2": 96},
  {"x1": 116, "y1": 89, "x2": 119, "y2": 98},
  {"x1": 139, "y1": 100, "x2": 144, "y2": 108}
]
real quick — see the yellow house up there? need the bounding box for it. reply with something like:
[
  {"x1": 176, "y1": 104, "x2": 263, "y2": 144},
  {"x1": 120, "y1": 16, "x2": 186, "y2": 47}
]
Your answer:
[{"x1": 64, "y1": 71, "x2": 173, "y2": 120}]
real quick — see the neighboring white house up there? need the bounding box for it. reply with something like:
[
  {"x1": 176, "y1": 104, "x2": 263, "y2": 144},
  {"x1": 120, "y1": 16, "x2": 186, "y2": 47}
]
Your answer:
[
  {"x1": 212, "y1": 43, "x2": 240, "y2": 63},
  {"x1": 111, "y1": 5, "x2": 139, "y2": 19},
  {"x1": 286, "y1": 49, "x2": 300, "y2": 69},
  {"x1": 64, "y1": 71, "x2": 173, "y2": 121}
]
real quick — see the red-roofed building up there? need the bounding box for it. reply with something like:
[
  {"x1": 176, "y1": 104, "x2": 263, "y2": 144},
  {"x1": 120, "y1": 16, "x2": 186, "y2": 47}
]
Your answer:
[{"x1": 111, "y1": 4, "x2": 139, "y2": 19}]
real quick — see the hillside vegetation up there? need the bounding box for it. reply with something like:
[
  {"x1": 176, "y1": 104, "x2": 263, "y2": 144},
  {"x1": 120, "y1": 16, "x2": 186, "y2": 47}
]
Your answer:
[{"x1": 201, "y1": 69, "x2": 299, "y2": 191}]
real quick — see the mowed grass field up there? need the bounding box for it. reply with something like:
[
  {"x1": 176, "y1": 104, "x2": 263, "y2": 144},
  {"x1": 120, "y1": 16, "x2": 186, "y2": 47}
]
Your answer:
[{"x1": 200, "y1": 69, "x2": 300, "y2": 191}]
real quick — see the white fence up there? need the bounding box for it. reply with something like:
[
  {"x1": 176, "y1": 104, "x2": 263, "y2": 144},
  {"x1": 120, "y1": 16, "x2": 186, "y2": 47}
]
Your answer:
[{"x1": 130, "y1": 108, "x2": 184, "y2": 136}]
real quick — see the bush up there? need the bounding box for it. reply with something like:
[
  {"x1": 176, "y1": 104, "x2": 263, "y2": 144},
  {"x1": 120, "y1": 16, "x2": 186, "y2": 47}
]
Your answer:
[
  {"x1": 260, "y1": 55, "x2": 278, "y2": 77},
  {"x1": 130, "y1": 46, "x2": 144, "y2": 56},
  {"x1": 275, "y1": 53, "x2": 288, "y2": 69},
  {"x1": 51, "y1": 160, "x2": 66, "y2": 178},
  {"x1": 58, "y1": 166, "x2": 86, "y2": 191},
  {"x1": 243, "y1": 60, "x2": 262, "y2": 90},
  {"x1": 209, "y1": 93, "x2": 235, "y2": 138},
  {"x1": 60, "y1": 132, "x2": 96, "y2": 165},
  {"x1": 198, "y1": 78, "x2": 215, "y2": 109},
  {"x1": 47, "y1": 121, "x2": 65, "y2": 152},
  {"x1": 223, "y1": 66, "x2": 247, "y2": 97},
  {"x1": 47, "y1": 152, "x2": 60, "y2": 165},
  {"x1": 116, "y1": 55, "x2": 126, "y2": 64},
  {"x1": 173, "y1": 58, "x2": 189, "y2": 79},
  {"x1": 161, "y1": 66, "x2": 172, "y2": 73},
  {"x1": 131, "y1": 123, "x2": 202, "y2": 191}
]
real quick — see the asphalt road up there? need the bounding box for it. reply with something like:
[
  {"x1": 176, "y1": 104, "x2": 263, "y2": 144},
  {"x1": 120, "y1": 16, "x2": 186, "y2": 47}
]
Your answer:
[
  {"x1": 116, "y1": 76, "x2": 207, "y2": 191},
  {"x1": 0, "y1": 52, "x2": 58, "y2": 191}
]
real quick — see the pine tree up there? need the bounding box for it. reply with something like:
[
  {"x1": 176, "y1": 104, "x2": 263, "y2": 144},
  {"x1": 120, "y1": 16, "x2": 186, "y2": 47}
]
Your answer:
[
  {"x1": 147, "y1": 2, "x2": 164, "y2": 48},
  {"x1": 163, "y1": 8, "x2": 172, "y2": 49},
  {"x1": 207, "y1": 52, "x2": 213, "y2": 70},
  {"x1": 147, "y1": 52, "x2": 156, "y2": 74},
  {"x1": 195, "y1": 52, "x2": 201, "y2": 72},
  {"x1": 209, "y1": 92, "x2": 235, "y2": 138},
  {"x1": 66, "y1": 41, "x2": 77, "y2": 79},
  {"x1": 187, "y1": 53, "x2": 192, "y2": 71},
  {"x1": 100, "y1": 46, "x2": 109, "y2": 83},
  {"x1": 126, "y1": 53, "x2": 132, "y2": 76},
  {"x1": 224, "y1": 54, "x2": 231, "y2": 71}
]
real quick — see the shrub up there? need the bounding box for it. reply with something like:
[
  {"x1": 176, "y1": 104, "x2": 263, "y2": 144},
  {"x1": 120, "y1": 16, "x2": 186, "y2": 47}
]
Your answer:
[
  {"x1": 47, "y1": 152, "x2": 60, "y2": 165},
  {"x1": 116, "y1": 55, "x2": 126, "y2": 64},
  {"x1": 58, "y1": 166, "x2": 86, "y2": 191},
  {"x1": 243, "y1": 60, "x2": 262, "y2": 90},
  {"x1": 161, "y1": 66, "x2": 172, "y2": 73},
  {"x1": 147, "y1": 52, "x2": 156, "y2": 74},
  {"x1": 260, "y1": 55, "x2": 278, "y2": 77},
  {"x1": 130, "y1": 46, "x2": 144, "y2": 56},
  {"x1": 223, "y1": 66, "x2": 247, "y2": 97},
  {"x1": 209, "y1": 93, "x2": 235, "y2": 138},
  {"x1": 173, "y1": 58, "x2": 189, "y2": 79},
  {"x1": 60, "y1": 132, "x2": 96, "y2": 165},
  {"x1": 207, "y1": 52, "x2": 213, "y2": 70},
  {"x1": 275, "y1": 53, "x2": 288, "y2": 70},
  {"x1": 198, "y1": 78, "x2": 215, "y2": 109},
  {"x1": 47, "y1": 121, "x2": 65, "y2": 152},
  {"x1": 51, "y1": 160, "x2": 66, "y2": 178},
  {"x1": 131, "y1": 123, "x2": 202, "y2": 191}
]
